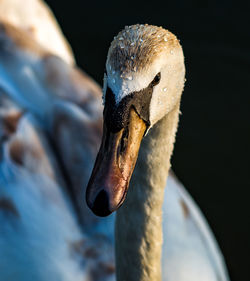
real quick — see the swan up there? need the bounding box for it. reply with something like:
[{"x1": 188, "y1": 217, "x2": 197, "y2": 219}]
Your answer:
[
  {"x1": 0, "y1": 1, "x2": 230, "y2": 280},
  {"x1": 86, "y1": 24, "x2": 230, "y2": 281}
]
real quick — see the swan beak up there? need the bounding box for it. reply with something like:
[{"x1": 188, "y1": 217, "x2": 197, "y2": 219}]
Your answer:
[{"x1": 86, "y1": 108, "x2": 146, "y2": 216}]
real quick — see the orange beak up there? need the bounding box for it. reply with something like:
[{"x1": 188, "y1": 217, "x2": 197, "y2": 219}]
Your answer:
[{"x1": 86, "y1": 108, "x2": 146, "y2": 216}]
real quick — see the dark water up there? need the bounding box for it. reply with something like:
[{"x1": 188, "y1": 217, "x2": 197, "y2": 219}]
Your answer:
[{"x1": 46, "y1": 1, "x2": 250, "y2": 280}]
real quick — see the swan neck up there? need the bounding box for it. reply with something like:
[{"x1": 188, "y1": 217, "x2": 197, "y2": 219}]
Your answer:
[{"x1": 115, "y1": 101, "x2": 180, "y2": 281}]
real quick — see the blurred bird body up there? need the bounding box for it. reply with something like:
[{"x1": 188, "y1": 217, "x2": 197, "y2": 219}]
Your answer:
[{"x1": 0, "y1": 1, "x2": 230, "y2": 281}]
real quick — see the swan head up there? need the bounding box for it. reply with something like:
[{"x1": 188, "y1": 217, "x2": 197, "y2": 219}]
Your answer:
[{"x1": 86, "y1": 24, "x2": 185, "y2": 216}]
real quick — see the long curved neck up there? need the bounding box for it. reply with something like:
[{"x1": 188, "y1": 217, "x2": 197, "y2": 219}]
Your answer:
[{"x1": 115, "y1": 101, "x2": 180, "y2": 281}]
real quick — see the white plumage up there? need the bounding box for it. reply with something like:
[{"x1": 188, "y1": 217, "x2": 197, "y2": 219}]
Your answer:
[{"x1": 0, "y1": 1, "x2": 230, "y2": 280}]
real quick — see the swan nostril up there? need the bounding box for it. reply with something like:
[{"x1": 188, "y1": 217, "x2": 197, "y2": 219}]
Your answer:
[{"x1": 91, "y1": 190, "x2": 112, "y2": 217}]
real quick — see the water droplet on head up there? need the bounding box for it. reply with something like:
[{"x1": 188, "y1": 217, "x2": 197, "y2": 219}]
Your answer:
[
  {"x1": 131, "y1": 55, "x2": 135, "y2": 59},
  {"x1": 127, "y1": 76, "x2": 133, "y2": 81},
  {"x1": 112, "y1": 78, "x2": 115, "y2": 84},
  {"x1": 120, "y1": 43, "x2": 125, "y2": 49},
  {"x1": 164, "y1": 37, "x2": 168, "y2": 42},
  {"x1": 162, "y1": 87, "x2": 167, "y2": 92},
  {"x1": 130, "y1": 42, "x2": 135, "y2": 46},
  {"x1": 170, "y1": 50, "x2": 174, "y2": 54},
  {"x1": 140, "y1": 38, "x2": 143, "y2": 42},
  {"x1": 119, "y1": 37, "x2": 124, "y2": 40},
  {"x1": 112, "y1": 70, "x2": 115, "y2": 75}
]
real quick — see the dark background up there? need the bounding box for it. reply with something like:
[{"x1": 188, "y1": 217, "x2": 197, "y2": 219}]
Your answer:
[{"x1": 46, "y1": 1, "x2": 250, "y2": 280}]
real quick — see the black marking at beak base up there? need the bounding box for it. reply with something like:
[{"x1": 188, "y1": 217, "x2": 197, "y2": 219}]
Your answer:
[
  {"x1": 104, "y1": 72, "x2": 161, "y2": 133},
  {"x1": 104, "y1": 84, "x2": 153, "y2": 133}
]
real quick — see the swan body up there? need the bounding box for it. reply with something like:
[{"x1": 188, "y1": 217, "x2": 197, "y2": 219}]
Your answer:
[
  {"x1": 0, "y1": 0, "x2": 74, "y2": 65},
  {"x1": 0, "y1": 1, "x2": 230, "y2": 281},
  {"x1": 162, "y1": 173, "x2": 228, "y2": 281},
  {"x1": 0, "y1": 98, "x2": 115, "y2": 281}
]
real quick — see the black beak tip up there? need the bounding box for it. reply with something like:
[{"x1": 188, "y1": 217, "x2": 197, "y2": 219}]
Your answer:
[{"x1": 87, "y1": 189, "x2": 113, "y2": 217}]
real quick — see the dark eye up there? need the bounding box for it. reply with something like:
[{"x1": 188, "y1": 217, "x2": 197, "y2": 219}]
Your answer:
[{"x1": 152, "y1": 72, "x2": 161, "y2": 86}]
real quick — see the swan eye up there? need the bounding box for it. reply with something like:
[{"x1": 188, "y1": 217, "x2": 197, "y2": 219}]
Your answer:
[{"x1": 152, "y1": 72, "x2": 161, "y2": 86}]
